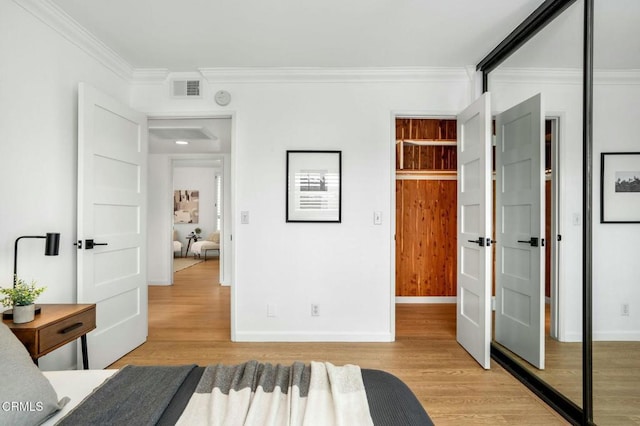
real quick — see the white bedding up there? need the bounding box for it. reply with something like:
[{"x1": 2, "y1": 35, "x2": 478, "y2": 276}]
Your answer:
[{"x1": 41, "y1": 370, "x2": 117, "y2": 425}]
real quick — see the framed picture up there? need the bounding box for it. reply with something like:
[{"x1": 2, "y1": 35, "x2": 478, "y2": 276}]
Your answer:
[
  {"x1": 286, "y1": 150, "x2": 342, "y2": 222},
  {"x1": 601, "y1": 152, "x2": 640, "y2": 223},
  {"x1": 174, "y1": 190, "x2": 200, "y2": 223}
]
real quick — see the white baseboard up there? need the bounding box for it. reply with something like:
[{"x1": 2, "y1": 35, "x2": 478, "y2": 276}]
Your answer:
[
  {"x1": 395, "y1": 296, "x2": 456, "y2": 304},
  {"x1": 148, "y1": 281, "x2": 171, "y2": 286},
  {"x1": 234, "y1": 332, "x2": 393, "y2": 342},
  {"x1": 593, "y1": 331, "x2": 640, "y2": 341}
]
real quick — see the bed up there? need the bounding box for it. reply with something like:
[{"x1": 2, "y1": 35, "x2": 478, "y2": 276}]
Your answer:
[{"x1": 1, "y1": 322, "x2": 432, "y2": 425}]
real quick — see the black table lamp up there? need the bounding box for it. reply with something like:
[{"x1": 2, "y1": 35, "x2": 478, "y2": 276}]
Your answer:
[{"x1": 2, "y1": 233, "x2": 60, "y2": 319}]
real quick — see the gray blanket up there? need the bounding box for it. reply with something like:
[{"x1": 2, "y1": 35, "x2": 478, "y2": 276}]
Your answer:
[{"x1": 56, "y1": 364, "x2": 196, "y2": 425}]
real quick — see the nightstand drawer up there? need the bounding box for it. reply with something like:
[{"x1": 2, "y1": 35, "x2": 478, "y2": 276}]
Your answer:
[{"x1": 39, "y1": 307, "x2": 96, "y2": 354}]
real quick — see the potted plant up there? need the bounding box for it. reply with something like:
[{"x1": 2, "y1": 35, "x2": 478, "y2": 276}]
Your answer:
[{"x1": 0, "y1": 277, "x2": 46, "y2": 324}]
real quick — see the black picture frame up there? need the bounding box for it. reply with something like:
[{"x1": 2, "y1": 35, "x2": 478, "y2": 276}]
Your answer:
[
  {"x1": 286, "y1": 150, "x2": 342, "y2": 223},
  {"x1": 600, "y1": 152, "x2": 640, "y2": 223}
]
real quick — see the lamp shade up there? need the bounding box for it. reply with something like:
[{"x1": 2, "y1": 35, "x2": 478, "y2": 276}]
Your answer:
[{"x1": 45, "y1": 233, "x2": 60, "y2": 256}]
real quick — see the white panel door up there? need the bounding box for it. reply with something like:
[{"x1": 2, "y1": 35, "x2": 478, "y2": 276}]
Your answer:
[
  {"x1": 495, "y1": 93, "x2": 545, "y2": 369},
  {"x1": 456, "y1": 93, "x2": 492, "y2": 369},
  {"x1": 77, "y1": 83, "x2": 148, "y2": 369}
]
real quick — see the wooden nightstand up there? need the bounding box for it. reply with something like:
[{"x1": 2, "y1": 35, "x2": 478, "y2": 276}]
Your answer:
[{"x1": 2, "y1": 304, "x2": 96, "y2": 370}]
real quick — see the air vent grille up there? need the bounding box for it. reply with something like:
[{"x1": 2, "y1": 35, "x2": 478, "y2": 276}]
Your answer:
[{"x1": 172, "y1": 80, "x2": 201, "y2": 97}]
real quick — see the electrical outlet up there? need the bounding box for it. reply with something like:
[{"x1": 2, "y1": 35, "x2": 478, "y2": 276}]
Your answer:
[
  {"x1": 267, "y1": 304, "x2": 276, "y2": 317},
  {"x1": 621, "y1": 303, "x2": 630, "y2": 317},
  {"x1": 311, "y1": 304, "x2": 320, "y2": 317}
]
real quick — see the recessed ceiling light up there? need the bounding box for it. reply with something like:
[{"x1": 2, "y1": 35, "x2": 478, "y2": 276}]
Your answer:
[{"x1": 175, "y1": 140, "x2": 189, "y2": 145}]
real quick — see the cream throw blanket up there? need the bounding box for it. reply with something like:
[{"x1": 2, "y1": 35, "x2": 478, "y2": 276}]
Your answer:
[{"x1": 176, "y1": 361, "x2": 374, "y2": 426}]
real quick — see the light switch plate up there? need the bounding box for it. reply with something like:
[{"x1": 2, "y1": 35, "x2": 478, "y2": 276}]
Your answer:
[
  {"x1": 241, "y1": 211, "x2": 250, "y2": 224},
  {"x1": 374, "y1": 211, "x2": 382, "y2": 225}
]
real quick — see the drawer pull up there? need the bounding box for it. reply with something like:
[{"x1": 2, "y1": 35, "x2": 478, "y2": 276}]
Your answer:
[{"x1": 60, "y1": 322, "x2": 84, "y2": 334}]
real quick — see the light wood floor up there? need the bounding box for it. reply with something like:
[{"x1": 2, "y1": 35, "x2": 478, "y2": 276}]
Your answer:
[{"x1": 110, "y1": 260, "x2": 569, "y2": 425}]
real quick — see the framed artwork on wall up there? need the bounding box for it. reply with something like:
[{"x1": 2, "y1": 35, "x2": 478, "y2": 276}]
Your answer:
[
  {"x1": 600, "y1": 152, "x2": 640, "y2": 223},
  {"x1": 286, "y1": 150, "x2": 342, "y2": 223},
  {"x1": 174, "y1": 190, "x2": 199, "y2": 223}
]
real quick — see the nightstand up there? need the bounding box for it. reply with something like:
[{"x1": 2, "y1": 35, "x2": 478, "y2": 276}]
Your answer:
[{"x1": 3, "y1": 304, "x2": 96, "y2": 370}]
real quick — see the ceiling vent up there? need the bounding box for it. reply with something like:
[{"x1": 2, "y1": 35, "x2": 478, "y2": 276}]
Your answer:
[{"x1": 171, "y1": 79, "x2": 201, "y2": 98}]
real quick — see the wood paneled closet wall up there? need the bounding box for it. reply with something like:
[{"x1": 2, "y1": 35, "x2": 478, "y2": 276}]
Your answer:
[{"x1": 395, "y1": 118, "x2": 457, "y2": 297}]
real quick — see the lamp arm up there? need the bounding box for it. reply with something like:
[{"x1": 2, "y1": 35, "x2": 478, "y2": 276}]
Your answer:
[{"x1": 13, "y1": 236, "x2": 46, "y2": 287}]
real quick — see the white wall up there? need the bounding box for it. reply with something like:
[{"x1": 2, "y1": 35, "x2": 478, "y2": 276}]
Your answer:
[
  {"x1": 593, "y1": 76, "x2": 640, "y2": 340},
  {"x1": 147, "y1": 154, "x2": 173, "y2": 284},
  {"x1": 132, "y1": 70, "x2": 472, "y2": 341},
  {"x1": 0, "y1": 1, "x2": 130, "y2": 370}
]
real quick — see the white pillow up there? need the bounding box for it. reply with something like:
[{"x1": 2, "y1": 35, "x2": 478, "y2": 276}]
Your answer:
[{"x1": 0, "y1": 322, "x2": 69, "y2": 425}]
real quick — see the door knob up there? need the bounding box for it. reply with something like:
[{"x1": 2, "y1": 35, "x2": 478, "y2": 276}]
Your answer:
[
  {"x1": 517, "y1": 237, "x2": 539, "y2": 247},
  {"x1": 85, "y1": 239, "x2": 108, "y2": 250},
  {"x1": 468, "y1": 237, "x2": 486, "y2": 247}
]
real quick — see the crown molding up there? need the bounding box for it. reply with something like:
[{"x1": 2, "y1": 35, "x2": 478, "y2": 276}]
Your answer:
[
  {"x1": 197, "y1": 67, "x2": 470, "y2": 84},
  {"x1": 593, "y1": 69, "x2": 640, "y2": 85},
  {"x1": 490, "y1": 67, "x2": 640, "y2": 86},
  {"x1": 14, "y1": 0, "x2": 133, "y2": 81},
  {"x1": 490, "y1": 67, "x2": 582, "y2": 85},
  {"x1": 131, "y1": 69, "x2": 171, "y2": 84}
]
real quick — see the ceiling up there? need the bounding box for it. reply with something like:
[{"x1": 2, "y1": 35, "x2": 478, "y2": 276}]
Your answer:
[
  {"x1": 48, "y1": 0, "x2": 549, "y2": 71},
  {"x1": 43, "y1": 1, "x2": 637, "y2": 155}
]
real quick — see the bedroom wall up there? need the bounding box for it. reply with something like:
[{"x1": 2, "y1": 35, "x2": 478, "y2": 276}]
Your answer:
[
  {"x1": 132, "y1": 70, "x2": 472, "y2": 341},
  {"x1": 0, "y1": 1, "x2": 131, "y2": 370}
]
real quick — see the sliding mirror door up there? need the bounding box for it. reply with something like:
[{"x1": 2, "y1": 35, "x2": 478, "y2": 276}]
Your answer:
[
  {"x1": 592, "y1": 1, "x2": 640, "y2": 424},
  {"x1": 488, "y1": 0, "x2": 584, "y2": 409}
]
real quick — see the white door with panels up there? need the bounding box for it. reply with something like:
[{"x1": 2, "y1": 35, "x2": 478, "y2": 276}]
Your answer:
[
  {"x1": 495, "y1": 93, "x2": 545, "y2": 369},
  {"x1": 456, "y1": 92, "x2": 493, "y2": 369},
  {"x1": 77, "y1": 83, "x2": 148, "y2": 369}
]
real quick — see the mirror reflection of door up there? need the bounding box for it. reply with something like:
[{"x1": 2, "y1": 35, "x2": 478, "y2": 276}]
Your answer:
[{"x1": 494, "y1": 93, "x2": 545, "y2": 369}]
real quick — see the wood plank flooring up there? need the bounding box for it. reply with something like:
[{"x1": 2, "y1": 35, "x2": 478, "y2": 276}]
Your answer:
[{"x1": 110, "y1": 260, "x2": 569, "y2": 425}]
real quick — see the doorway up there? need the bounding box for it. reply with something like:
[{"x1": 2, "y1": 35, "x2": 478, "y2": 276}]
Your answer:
[
  {"x1": 172, "y1": 161, "x2": 222, "y2": 280},
  {"x1": 147, "y1": 116, "x2": 233, "y2": 289},
  {"x1": 393, "y1": 114, "x2": 562, "y2": 366},
  {"x1": 395, "y1": 117, "x2": 458, "y2": 301}
]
